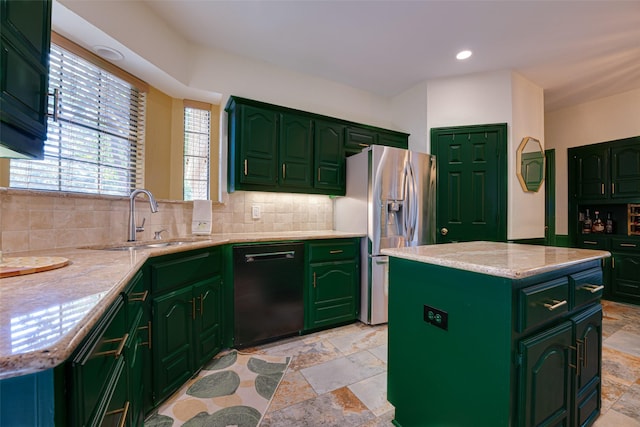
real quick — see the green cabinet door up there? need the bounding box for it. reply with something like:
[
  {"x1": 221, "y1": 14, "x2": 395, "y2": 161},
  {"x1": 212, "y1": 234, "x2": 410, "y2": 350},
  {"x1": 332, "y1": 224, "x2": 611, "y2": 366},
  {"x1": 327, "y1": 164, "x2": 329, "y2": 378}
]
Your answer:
[
  {"x1": 279, "y1": 112, "x2": 313, "y2": 189},
  {"x1": 193, "y1": 277, "x2": 223, "y2": 368},
  {"x1": 344, "y1": 125, "x2": 376, "y2": 155},
  {"x1": 0, "y1": 0, "x2": 51, "y2": 158},
  {"x1": 573, "y1": 146, "x2": 610, "y2": 200},
  {"x1": 308, "y1": 260, "x2": 358, "y2": 329},
  {"x1": 611, "y1": 252, "x2": 640, "y2": 301},
  {"x1": 572, "y1": 305, "x2": 602, "y2": 427},
  {"x1": 238, "y1": 104, "x2": 278, "y2": 186},
  {"x1": 611, "y1": 139, "x2": 640, "y2": 199},
  {"x1": 152, "y1": 286, "x2": 195, "y2": 403},
  {"x1": 377, "y1": 130, "x2": 408, "y2": 149},
  {"x1": 314, "y1": 119, "x2": 345, "y2": 195},
  {"x1": 518, "y1": 321, "x2": 573, "y2": 427}
]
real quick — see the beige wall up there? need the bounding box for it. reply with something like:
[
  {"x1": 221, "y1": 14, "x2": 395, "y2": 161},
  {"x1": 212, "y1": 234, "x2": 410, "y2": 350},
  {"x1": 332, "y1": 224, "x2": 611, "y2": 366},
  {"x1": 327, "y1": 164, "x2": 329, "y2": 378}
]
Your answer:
[{"x1": 545, "y1": 88, "x2": 640, "y2": 235}]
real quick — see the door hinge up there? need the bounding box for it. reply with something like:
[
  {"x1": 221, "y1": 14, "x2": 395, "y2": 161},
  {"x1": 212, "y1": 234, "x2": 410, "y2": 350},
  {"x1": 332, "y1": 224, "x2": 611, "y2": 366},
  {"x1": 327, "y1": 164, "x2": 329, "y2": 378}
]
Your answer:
[{"x1": 515, "y1": 353, "x2": 523, "y2": 367}]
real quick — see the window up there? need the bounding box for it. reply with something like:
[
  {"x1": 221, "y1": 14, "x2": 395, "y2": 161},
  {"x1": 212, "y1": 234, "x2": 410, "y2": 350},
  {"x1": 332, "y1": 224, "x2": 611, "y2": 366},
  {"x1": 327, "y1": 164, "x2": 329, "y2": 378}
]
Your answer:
[
  {"x1": 10, "y1": 34, "x2": 147, "y2": 196},
  {"x1": 183, "y1": 102, "x2": 211, "y2": 200}
]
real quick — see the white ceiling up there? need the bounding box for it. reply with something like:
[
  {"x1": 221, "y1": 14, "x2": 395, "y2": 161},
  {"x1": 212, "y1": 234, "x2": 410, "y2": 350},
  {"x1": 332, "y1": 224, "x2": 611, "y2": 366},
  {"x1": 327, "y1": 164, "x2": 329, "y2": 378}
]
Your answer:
[{"x1": 139, "y1": 0, "x2": 640, "y2": 112}]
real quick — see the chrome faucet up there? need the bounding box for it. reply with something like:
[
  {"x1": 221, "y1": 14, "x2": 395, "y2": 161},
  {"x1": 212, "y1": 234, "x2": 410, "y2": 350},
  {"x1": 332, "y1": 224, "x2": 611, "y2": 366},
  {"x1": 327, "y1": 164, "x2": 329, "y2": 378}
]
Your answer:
[{"x1": 128, "y1": 189, "x2": 159, "y2": 242}]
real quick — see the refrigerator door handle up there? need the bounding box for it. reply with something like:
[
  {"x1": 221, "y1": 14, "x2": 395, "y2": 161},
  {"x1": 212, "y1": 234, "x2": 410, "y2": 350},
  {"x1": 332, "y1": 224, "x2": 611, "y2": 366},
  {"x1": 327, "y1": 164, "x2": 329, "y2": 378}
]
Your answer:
[{"x1": 404, "y1": 159, "x2": 418, "y2": 244}]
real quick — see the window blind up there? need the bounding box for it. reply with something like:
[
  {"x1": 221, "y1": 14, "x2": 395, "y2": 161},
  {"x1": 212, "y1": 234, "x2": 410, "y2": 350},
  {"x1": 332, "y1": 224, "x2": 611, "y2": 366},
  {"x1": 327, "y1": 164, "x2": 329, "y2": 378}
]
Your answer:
[
  {"x1": 10, "y1": 42, "x2": 146, "y2": 196},
  {"x1": 183, "y1": 106, "x2": 211, "y2": 200}
]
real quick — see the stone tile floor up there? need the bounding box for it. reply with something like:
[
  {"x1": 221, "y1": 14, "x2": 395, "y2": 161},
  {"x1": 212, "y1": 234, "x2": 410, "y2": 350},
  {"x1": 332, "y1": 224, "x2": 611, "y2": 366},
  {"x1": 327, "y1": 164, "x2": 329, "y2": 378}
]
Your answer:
[{"x1": 244, "y1": 299, "x2": 640, "y2": 426}]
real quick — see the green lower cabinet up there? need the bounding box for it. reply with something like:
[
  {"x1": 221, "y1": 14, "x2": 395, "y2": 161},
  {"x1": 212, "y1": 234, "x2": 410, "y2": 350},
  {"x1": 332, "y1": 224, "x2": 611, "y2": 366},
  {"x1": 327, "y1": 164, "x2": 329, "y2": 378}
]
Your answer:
[
  {"x1": 152, "y1": 276, "x2": 223, "y2": 404},
  {"x1": 573, "y1": 305, "x2": 603, "y2": 427},
  {"x1": 307, "y1": 260, "x2": 358, "y2": 329},
  {"x1": 387, "y1": 257, "x2": 604, "y2": 427},
  {"x1": 611, "y1": 252, "x2": 640, "y2": 302},
  {"x1": 193, "y1": 277, "x2": 224, "y2": 368},
  {"x1": 519, "y1": 321, "x2": 573, "y2": 427},
  {"x1": 305, "y1": 239, "x2": 359, "y2": 330}
]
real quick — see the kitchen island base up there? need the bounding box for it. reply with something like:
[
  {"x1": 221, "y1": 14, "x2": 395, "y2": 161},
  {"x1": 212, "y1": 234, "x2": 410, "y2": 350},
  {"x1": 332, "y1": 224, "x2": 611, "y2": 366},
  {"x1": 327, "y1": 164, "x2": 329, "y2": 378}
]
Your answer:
[{"x1": 386, "y1": 252, "x2": 605, "y2": 427}]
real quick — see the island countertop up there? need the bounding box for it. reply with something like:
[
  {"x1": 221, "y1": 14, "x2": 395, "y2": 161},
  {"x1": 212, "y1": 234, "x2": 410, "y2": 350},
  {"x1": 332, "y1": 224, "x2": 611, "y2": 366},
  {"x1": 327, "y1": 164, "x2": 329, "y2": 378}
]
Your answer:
[
  {"x1": 0, "y1": 230, "x2": 362, "y2": 379},
  {"x1": 381, "y1": 241, "x2": 610, "y2": 279}
]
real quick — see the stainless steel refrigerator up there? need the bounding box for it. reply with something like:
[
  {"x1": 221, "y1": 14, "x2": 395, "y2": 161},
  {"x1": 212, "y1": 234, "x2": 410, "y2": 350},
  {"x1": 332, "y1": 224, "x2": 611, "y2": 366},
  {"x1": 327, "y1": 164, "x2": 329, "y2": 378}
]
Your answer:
[{"x1": 334, "y1": 145, "x2": 436, "y2": 324}]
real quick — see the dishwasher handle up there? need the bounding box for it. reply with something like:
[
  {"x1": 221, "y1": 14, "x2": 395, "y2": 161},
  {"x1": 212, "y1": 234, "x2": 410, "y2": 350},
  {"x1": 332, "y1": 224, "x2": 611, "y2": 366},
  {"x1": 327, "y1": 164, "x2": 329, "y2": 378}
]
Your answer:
[{"x1": 245, "y1": 250, "x2": 296, "y2": 262}]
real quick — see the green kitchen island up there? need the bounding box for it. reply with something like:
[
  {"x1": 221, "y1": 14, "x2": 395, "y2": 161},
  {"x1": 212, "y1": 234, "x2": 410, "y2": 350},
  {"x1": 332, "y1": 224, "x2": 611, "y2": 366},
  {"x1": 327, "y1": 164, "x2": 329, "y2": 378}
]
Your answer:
[{"x1": 382, "y1": 241, "x2": 610, "y2": 427}]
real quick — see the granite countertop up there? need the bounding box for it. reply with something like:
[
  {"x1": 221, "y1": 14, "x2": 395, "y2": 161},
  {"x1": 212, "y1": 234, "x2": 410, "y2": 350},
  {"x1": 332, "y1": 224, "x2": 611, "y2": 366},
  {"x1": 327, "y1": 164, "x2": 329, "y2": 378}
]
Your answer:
[
  {"x1": 382, "y1": 241, "x2": 610, "y2": 279},
  {"x1": 0, "y1": 230, "x2": 362, "y2": 380}
]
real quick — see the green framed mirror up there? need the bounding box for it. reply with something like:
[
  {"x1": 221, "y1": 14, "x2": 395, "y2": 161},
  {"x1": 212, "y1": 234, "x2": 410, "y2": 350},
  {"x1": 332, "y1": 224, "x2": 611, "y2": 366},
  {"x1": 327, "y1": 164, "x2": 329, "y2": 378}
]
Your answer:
[{"x1": 516, "y1": 136, "x2": 545, "y2": 192}]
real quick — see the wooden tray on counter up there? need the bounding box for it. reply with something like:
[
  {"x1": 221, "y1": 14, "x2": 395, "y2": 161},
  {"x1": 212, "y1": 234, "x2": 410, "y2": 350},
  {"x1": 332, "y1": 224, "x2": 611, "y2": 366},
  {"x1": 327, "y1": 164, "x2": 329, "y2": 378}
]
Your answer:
[{"x1": 0, "y1": 256, "x2": 70, "y2": 279}]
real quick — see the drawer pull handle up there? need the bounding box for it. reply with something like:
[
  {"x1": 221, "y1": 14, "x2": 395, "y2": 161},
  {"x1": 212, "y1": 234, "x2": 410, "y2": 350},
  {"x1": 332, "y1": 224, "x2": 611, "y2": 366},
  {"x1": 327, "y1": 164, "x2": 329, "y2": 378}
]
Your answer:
[
  {"x1": 620, "y1": 243, "x2": 637, "y2": 248},
  {"x1": 583, "y1": 241, "x2": 598, "y2": 245},
  {"x1": 580, "y1": 284, "x2": 604, "y2": 293},
  {"x1": 95, "y1": 333, "x2": 129, "y2": 358},
  {"x1": 105, "y1": 400, "x2": 130, "y2": 427},
  {"x1": 313, "y1": 272, "x2": 317, "y2": 288},
  {"x1": 129, "y1": 290, "x2": 148, "y2": 302},
  {"x1": 139, "y1": 321, "x2": 152, "y2": 349},
  {"x1": 543, "y1": 299, "x2": 567, "y2": 311},
  {"x1": 358, "y1": 143, "x2": 369, "y2": 147},
  {"x1": 569, "y1": 339, "x2": 583, "y2": 376},
  {"x1": 244, "y1": 159, "x2": 248, "y2": 176},
  {"x1": 329, "y1": 249, "x2": 344, "y2": 254}
]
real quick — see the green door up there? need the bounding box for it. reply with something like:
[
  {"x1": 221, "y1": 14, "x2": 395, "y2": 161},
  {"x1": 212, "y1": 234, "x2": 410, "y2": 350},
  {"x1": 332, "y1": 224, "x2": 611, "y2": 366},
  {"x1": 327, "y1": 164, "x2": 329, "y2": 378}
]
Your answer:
[
  {"x1": 518, "y1": 321, "x2": 573, "y2": 427},
  {"x1": 573, "y1": 146, "x2": 609, "y2": 200},
  {"x1": 431, "y1": 124, "x2": 507, "y2": 243},
  {"x1": 238, "y1": 104, "x2": 278, "y2": 186},
  {"x1": 279, "y1": 112, "x2": 313, "y2": 190},
  {"x1": 611, "y1": 138, "x2": 640, "y2": 199},
  {"x1": 314, "y1": 119, "x2": 345, "y2": 195}
]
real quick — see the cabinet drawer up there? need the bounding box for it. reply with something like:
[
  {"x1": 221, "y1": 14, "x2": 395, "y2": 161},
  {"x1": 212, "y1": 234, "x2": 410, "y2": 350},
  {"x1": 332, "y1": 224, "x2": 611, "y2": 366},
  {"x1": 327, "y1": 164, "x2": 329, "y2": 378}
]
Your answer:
[
  {"x1": 124, "y1": 270, "x2": 147, "y2": 323},
  {"x1": 577, "y1": 236, "x2": 609, "y2": 250},
  {"x1": 611, "y1": 237, "x2": 640, "y2": 252},
  {"x1": 309, "y1": 240, "x2": 358, "y2": 262},
  {"x1": 150, "y1": 250, "x2": 217, "y2": 294},
  {"x1": 70, "y1": 297, "x2": 129, "y2": 426},
  {"x1": 519, "y1": 278, "x2": 569, "y2": 332},
  {"x1": 570, "y1": 268, "x2": 604, "y2": 308}
]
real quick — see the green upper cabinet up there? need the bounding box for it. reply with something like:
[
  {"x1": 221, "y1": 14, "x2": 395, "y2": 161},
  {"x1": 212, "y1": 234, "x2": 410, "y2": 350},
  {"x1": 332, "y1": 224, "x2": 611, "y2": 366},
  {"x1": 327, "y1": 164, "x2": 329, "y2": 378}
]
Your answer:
[
  {"x1": 314, "y1": 120, "x2": 345, "y2": 194},
  {"x1": 572, "y1": 145, "x2": 610, "y2": 201},
  {"x1": 0, "y1": 0, "x2": 51, "y2": 159},
  {"x1": 279, "y1": 112, "x2": 313, "y2": 189},
  {"x1": 344, "y1": 125, "x2": 377, "y2": 155},
  {"x1": 226, "y1": 96, "x2": 409, "y2": 195},
  {"x1": 570, "y1": 136, "x2": 640, "y2": 203},
  {"x1": 611, "y1": 139, "x2": 640, "y2": 199},
  {"x1": 237, "y1": 104, "x2": 279, "y2": 187},
  {"x1": 378, "y1": 129, "x2": 409, "y2": 149}
]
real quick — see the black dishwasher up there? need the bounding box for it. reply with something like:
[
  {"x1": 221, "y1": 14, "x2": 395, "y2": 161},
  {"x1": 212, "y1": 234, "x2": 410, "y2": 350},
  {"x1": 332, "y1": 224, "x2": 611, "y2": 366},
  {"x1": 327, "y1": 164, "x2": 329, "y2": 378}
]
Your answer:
[{"x1": 233, "y1": 242, "x2": 304, "y2": 347}]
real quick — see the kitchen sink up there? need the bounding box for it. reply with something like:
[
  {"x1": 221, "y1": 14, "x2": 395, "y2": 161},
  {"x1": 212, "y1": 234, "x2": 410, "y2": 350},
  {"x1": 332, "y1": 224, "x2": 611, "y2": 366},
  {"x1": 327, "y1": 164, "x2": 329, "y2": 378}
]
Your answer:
[{"x1": 83, "y1": 240, "x2": 194, "y2": 251}]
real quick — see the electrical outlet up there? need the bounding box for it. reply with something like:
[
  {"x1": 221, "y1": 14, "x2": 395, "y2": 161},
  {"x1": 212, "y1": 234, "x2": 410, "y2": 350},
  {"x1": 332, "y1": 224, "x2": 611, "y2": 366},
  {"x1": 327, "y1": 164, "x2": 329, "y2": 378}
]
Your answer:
[
  {"x1": 251, "y1": 205, "x2": 261, "y2": 219},
  {"x1": 423, "y1": 305, "x2": 448, "y2": 331}
]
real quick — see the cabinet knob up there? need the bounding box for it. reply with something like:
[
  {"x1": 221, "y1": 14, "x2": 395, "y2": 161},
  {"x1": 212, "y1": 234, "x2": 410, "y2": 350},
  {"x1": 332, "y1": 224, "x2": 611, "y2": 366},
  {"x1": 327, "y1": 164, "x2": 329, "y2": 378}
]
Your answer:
[{"x1": 440, "y1": 227, "x2": 448, "y2": 236}]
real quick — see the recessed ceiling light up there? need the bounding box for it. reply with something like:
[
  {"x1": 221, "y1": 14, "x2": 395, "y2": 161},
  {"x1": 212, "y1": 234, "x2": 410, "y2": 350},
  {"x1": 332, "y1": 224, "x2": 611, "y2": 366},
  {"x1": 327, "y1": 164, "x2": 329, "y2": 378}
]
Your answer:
[
  {"x1": 93, "y1": 45, "x2": 124, "y2": 61},
  {"x1": 456, "y1": 50, "x2": 472, "y2": 60}
]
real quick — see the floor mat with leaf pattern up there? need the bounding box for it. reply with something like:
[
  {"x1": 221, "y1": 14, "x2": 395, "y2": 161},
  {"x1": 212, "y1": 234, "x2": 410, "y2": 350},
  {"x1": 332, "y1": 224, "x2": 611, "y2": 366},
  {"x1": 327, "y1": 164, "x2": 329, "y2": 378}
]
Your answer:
[{"x1": 145, "y1": 350, "x2": 290, "y2": 427}]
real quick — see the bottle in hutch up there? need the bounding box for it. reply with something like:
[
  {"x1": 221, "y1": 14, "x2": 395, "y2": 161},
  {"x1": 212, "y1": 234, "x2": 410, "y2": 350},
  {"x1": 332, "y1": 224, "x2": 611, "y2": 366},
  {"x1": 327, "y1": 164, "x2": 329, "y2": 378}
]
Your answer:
[
  {"x1": 592, "y1": 211, "x2": 605, "y2": 233},
  {"x1": 583, "y1": 209, "x2": 592, "y2": 234}
]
